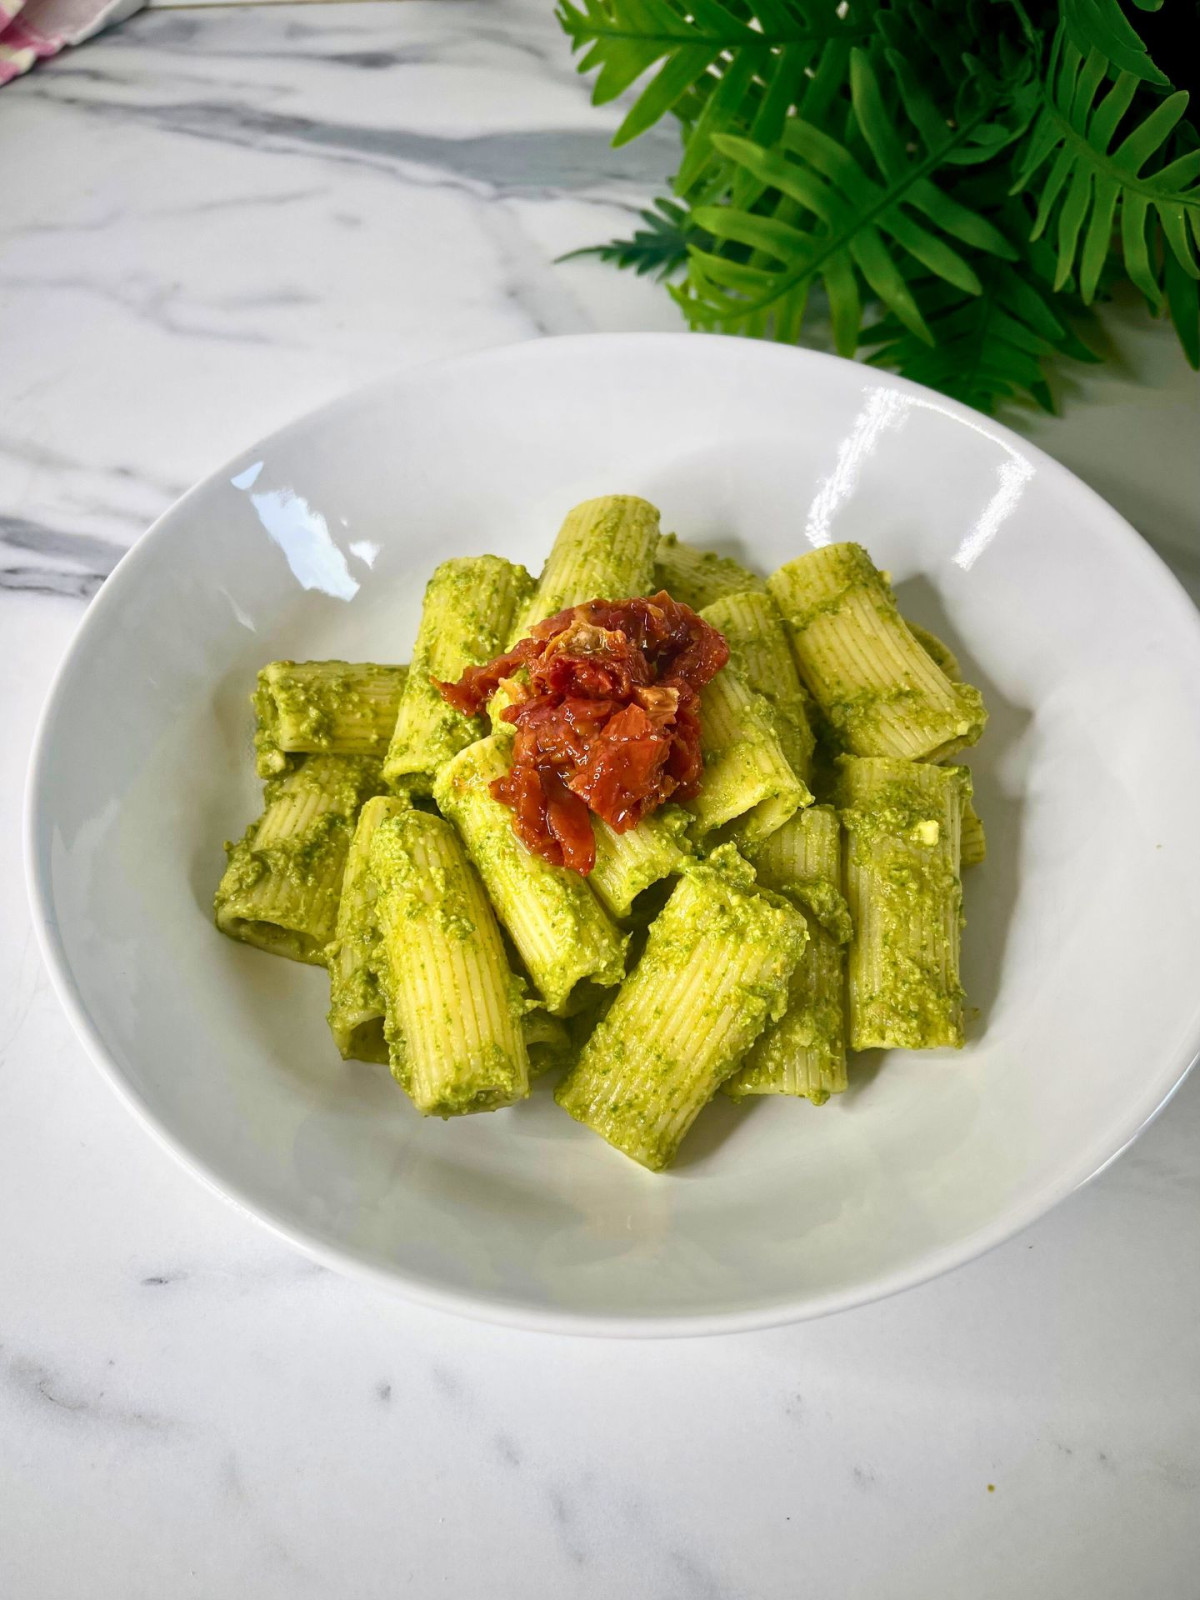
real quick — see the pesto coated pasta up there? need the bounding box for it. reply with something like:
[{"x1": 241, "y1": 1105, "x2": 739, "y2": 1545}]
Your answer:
[
  {"x1": 556, "y1": 847, "x2": 807, "y2": 1170},
  {"x1": 215, "y1": 506, "x2": 988, "y2": 1168},
  {"x1": 769, "y1": 543, "x2": 986, "y2": 762},
  {"x1": 383, "y1": 555, "x2": 533, "y2": 794},
  {"x1": 253, "y1": 661, "x2": 408, "y2": 779}
]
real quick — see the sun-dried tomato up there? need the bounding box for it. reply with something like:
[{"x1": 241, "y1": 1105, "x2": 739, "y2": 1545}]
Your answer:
[{"x1": 436, "y1": 592, "x2": 728, "y2": 872}]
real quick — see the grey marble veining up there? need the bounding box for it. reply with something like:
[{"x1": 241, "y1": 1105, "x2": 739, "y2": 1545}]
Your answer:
[{"x1": 2, "y1": 4, "x2": 1199, "y2": 1597}]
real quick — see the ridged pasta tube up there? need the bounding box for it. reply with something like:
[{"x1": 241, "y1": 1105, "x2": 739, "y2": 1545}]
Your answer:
[
  {"x1": 909, "y1": 621, "x2": 985, "y2": 867},
  {"x1": 688, "y1": 664, "x2": 812, "y2": 846},
  {"x1": 523, "y1": 1009, "x2": 573, "y2": 1079},
  {"x1": 556, "y1": 847, "x2": 807, "y2": 1170},
  {"x1": 589, "y1": 806, "x2": 692, "y2": 922},
  {"x1": 653, "y1": 533, "x2": 765, "y2": 612},
  {"x1": 214, "y1": 755, "x2": 385, "y2": 964},
  {"x1": 383, "y1": 555, "x2": 534, "y2": 794},
  {"x1": 701, "y1": 590, "x2": 816, "y2": 781},
  {"x1": 433, "y1": 734, "x2": 628, "y2": 1014},
  {"x1": 369, "y1": 810, "x2": 530, "y2": 1116},
  {"x1": 838, "y1": 756, "x2": 969, "y2": 1050},
  {"x1": 326, "y1": 793, "x2": 410, "y2": 1063},
  {"x1": 729, "y1": 807, "x2": 850, "y2": 1103},
  {"x1": 769, "y1": 544, "x2": 986, "y2": 761},
  {"x1": 253, "y1": 661, "x2": 407, "y2": 778},
  {"x1": 959, "y1": 800, "x2": 986, "y2": 868},
  {"x1": 743, "y1": 804, "x2": 852, "y2": 944},
  {"x1": 512, "y1": 495, "x2": 660, "y2": 637}
]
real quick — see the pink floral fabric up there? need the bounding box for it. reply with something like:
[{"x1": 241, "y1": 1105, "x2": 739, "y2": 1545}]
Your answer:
[{"x1": 0, "y1": 0, "x2": 143, "y2": 84}]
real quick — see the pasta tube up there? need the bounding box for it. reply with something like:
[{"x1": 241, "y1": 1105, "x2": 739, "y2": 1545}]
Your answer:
[
  {"x1": 383, "y1": 555, "x2": 534, "y2": 793},
  {"x1": 744, "y1": 804, "x2": 852, "y2": 943},
  {"x1": 908, "y1": 622, "x2": 985, "y2": 868},
  {"x1": 838, "y1": 756, "x2": 969, "y2": 1050},
  {"x1": 369, "y1": 810, "x2": 530, "y2": 1116},
  {"x1": 512, "y1": 495, "x2": 659, "y2": 636},
  {"x1": 908, "y1": 622, "x2": 961, "y2": 683},
  {"x1": 326, "y1": 793, "x2": 410, "y2": 1063},
  {"x1": 729, "y1": 806, "x2": 849, "y2": 1102},
  {"x1": 653, "y1": 533, "x2": 765, "y2": 611},
  {"x1": 523, "y1": 1009, "x2": 573, "y2": 1079},
  {"x1": 214, "y1": 755, "x2": 384, "y2": 964},
  {"x1": 959, "y1": 798, "x2": 986, "y2": 868},
  {"x1": 253, "y1": 660, "x2": 407, "y2": 778},
  {"x1": 769, "y1": 544, "x2": 986, "y2": 761},
  {"x1": 701, "y1": 590, "x2": 816, "y2": 780},
  {"x1": 589, "y1": 805, "x2": 692, "y2": 922},
  {"x1": 433, "y1": 733, "x2": 628, "y2": 1014},
  {"x1": 688, "y1": 664, "x2": 812, "y2": 846},
  {"x1": 556, "y1": 847, "x2": 807, "y2": 1170}
]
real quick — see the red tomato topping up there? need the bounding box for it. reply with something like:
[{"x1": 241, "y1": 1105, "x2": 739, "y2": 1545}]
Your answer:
[{"x1": 436, "y1": 592, "x2": 728, "y2": 873}]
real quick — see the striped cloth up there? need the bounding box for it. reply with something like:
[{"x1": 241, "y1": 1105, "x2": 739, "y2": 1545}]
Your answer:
[{"x1": 0, "y1": 0, "x2": 143, "y2": 84}]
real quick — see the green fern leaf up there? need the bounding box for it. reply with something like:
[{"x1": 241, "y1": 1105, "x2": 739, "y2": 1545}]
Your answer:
[
  {"x1": 1163, "y1": 242, "x2": 1200, "y2": 367},
  {"x1": 555, "y1": 0, "x2": 870, "y2": 149},
  {"x1": 677, "y1": 48, "x2": 1022, "y2": 354},
  {"x1": 862, "y1": 262, "x2": 1101, "y2": 414},
  {"x1": 1061, "y1": 0, "x2": 1169, "y2": 87},
  {"x1": 557, "y1": 199, "x2": 703, "y2": 280},
  {"x1": 1014, "y1": 29, "x2": 1200, "y2": 305}
]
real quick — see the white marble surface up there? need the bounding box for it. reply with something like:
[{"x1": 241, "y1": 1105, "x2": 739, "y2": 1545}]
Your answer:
[{"x1": 3, "y1": 4, "x2": 1199, "y2": 1594}]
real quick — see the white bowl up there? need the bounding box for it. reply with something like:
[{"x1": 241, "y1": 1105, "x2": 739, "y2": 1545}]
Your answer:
[{"x1": 26, "y1": 334, "x2": 1200, "y2": 1335}]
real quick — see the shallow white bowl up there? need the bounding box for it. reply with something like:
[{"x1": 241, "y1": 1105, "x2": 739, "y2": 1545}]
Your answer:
[{"x1": 26, "y1": 334, "x2": 1200, "y2": 1335}]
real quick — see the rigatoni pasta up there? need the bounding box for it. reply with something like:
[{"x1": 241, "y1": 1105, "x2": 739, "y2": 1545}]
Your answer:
[
  {"x1": 908, "y1": 620, "x2": 986, "y2": 868},
  {"x1": 370, "y1": 810, "x2": 530, "y2": 1116},
  {"x1": 769, "y1": 543, "x2": 986, "y2": 761},
  {"x1": 382, "y1": 555, "x2": 533, "y2": 793},
  {"x1": 326, "y1": 792, "x2": 410, "y2": 1062},
  {"x1": 513, "y1": 494, "x2": 659, "y2": 636},
  {"x1": 654, "y1": 532, "x2": 765, "y2": 612},
  {"x1": 701, "y1": 590, "x2": 816, "y2": 781},
  {"x1": 688, "y1": 663, "x2": 812, "y2": 845},
  {"x1": 729, "y1": 806, "x2": 850, "y2": 1103},
  {"x1": 839, "y1": 755, "x2": 969, "y2": 1051},
  {"x1": 555, "y1": 848, "x2": 807, "y2": 1170},
  {"x1": 433, "y1": 733, "x2": 628, "y2": 1014},
  {"x1": 215, "y1": 755, "x2": 384, "y2": 964},
  {"x1": 589, "y1": 806, "x2": 692, "y2": 922},
  {"x1": 253, "y1": 660, "x2": 407, "y2": 778},
  {"x1": 215, "y1": 505, "x2": 989, "y2": 1168}
]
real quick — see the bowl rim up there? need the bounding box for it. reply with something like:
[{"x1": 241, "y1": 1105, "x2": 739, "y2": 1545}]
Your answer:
[{"x1": 24, "y1": 331, "x2": 1200, "y2": 1338}]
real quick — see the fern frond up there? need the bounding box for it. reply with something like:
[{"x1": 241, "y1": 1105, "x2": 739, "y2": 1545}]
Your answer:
[
  {"x1": 557, "y1": 198, "x2": 702, "y2": 280},
  {"x1": 1163, "y1": 242, "x2": 1200, "y2": 367},
  {"x1": 1014, "y1": 29, "x2": 1200, "y2": 305},
  {"x1": 1060, "y1": 0, "x2": 1169, "y2": 88},
  {"x1": 555, "y1": 0, "x2": 871, "y2": 148},
  {"x1": 862, "y1": 262, "x2": 1100, "y2": 414},
  {"x1": 676, "y1": 48, "x2": 1023, "y2": 354}
]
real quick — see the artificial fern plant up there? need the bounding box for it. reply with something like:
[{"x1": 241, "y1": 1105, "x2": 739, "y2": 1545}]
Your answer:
[{"x1": 557, "y1": 0, "x2": 1200, "y2": 414}]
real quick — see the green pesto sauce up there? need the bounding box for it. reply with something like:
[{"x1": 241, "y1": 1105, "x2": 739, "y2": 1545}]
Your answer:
[
  {"x1": 792, "y1": 878, "x2": 853, "y2": 946},
  {"x1": 434, "y1": 748, "x2": 627, "y2": 1001},
  {"x1": 386, "y1": 558, "x2": 534, "y2": 781},
  {"x1": 653, "y1": 533, "x2": 766, "y2": 611},
  {"x1": 370, "y1": 819, "x2": 479, "y2": 943},
  {"x1": 557, "y1": 845, "x2": 806, "y2": 1168},
  {"x1": 841, "y1": 778, "x2": 965, "y2": 1047},
  {"x1": 740, "y1": 939, "x2": 845, "y2": 1090},
  {"x1": 824, "y1": 681, "x2": 924, "y2": 744},
  {"x1": 215, "y1": 757, "x2": 383, "y2": 922},
  {"x1": 252, "y1": 663, "x2": 403, "y2": 777}
]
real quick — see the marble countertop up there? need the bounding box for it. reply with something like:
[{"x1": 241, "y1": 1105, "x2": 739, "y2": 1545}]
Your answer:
[{"x1": 3, "y1": 4, "x2": 1199, "y2": 1595}]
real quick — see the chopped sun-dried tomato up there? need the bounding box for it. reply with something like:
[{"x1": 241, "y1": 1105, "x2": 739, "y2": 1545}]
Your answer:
[{"x1": 436, "y1": 592, "x2": 728, "y2": 873}]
